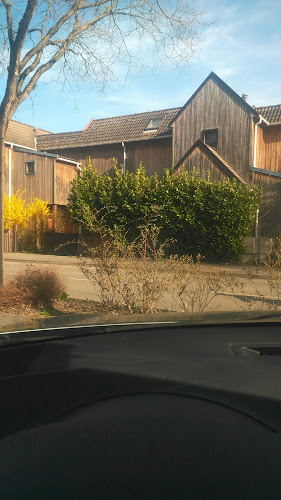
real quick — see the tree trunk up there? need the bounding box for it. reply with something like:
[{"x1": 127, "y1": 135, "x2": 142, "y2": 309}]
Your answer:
[
  {"x1": 0, "y1": 117, "x2": 9, "y2": 285},
  {"x1": 0, "y1": 131, "x2": 6, "y2": 285}
]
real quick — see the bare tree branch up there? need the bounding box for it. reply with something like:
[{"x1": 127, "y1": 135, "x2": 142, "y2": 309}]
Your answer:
[
  {"x1": 20, "y1": 0, "x2": 115, "y2": 70},
  {"x1": 13, "y1": 0, "x2": 38, "y2": 60},
  {"x1": 17, "y1": 0, "x2": 119, "y2": 105},
  {"x1": 1, "y1": 0, "x2": 13, "y2": 47}
]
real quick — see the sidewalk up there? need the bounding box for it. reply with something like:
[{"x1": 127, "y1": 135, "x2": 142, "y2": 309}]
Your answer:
[
  {"x1": 4, "y1": 252, "x2": 79, "y2": 267},
  {"x1": 4, "y1": 252, "x2": 264, "y2": 277}
]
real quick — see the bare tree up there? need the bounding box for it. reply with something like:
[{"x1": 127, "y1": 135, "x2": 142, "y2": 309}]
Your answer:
[{"x1": 0, "y1": 0, "x2": 206, "y2": 283}]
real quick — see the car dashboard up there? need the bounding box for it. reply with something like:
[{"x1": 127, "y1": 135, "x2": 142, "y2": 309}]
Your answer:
[{"x1": 0, "y1": 322, "x2": 280, "y2": 499}]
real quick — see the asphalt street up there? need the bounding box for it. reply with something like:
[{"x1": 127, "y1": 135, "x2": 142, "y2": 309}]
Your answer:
[{"x1": 3, "y1": 252, "x2": 280, "y2": 313}]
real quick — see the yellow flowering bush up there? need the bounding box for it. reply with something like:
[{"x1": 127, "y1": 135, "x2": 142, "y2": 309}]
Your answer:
[
  {"x1": 4, "y1": 191, "x2": 28, "y2": 233},
  {"x1": 27, "y1": 198, "x2": 50, "y2": 220},
  {"x1": 4, "y1": 193, "x2": 51, "y2": 250},
  {"x1": 25, "y1": 198, "x2": 51, "y2": 250}
]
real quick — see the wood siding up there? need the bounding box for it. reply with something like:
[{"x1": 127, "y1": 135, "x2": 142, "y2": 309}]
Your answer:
[
  {"x1": 5, "y1": 147, "x2": 77, "y2": 206},
  {"x1": 173, "y1": 77, "x2": 253, "y2": 181},
  {"x1": 251, "y1": 170, "x2": 281, "y2": 187},
  {"x1": 47, "y1": 138, "x2": 172, "y2": 176},
  {"x1": 12, "y1": 150, "x2": 54, "y2": 204},
  {"x1": 175, "y1": 148, "x2": 228, "y2": 182},
  {"x1": 251, "y1": 171, "x2": 281, "y2": 237},
  {"x1": 126, "y1": 138, "x2": 172, "y2": 175},
  {"x1": 256, "y1": 124, "x2": 281, "y2": 173},
  {"x1": 54, "y1": 161, "x2": 78, "y2": 205},
  {"x1": 48, "y1": 144, "x2": 124, "y2": 174}
]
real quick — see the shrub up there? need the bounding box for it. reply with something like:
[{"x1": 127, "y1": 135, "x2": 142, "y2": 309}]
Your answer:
[
  {"x1": 4, "y1": 191, "x2": 28, "y2": 233},
  {"x1": 21, "y1": 198, "x2": 51, "y2": 250},
  {"x1": 4, "y1": 192, "x2": 51, "y2": 251},
  {"x1": 68, "y1": 161, "x2": 159, "y2": 241},
  {"x1": 0, "y1": 266, "x2": 65, "y2": 309},
  {"x1": 78, "y1": 217, "x2": 241, "y2": 315},
  {"x1": 78, "y1": 210, "x2": 171, "y2": 313},
  {"x1": 157, "y1": 170, "x2": 261, "y2": 261},
  {"x1": 68, "y1": 164, "x2": 260, "y2": 262}
]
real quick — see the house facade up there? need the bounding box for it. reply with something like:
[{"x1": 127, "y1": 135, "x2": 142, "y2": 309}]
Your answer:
[
  {"x1": 4, "y1": 120, "x2": 80, "y2": 250},
  {"x1": 37, "y1": 108, "x2": 179, "y2": 176},
  {"x1": 36, "y1": 72, "x2": 281, "y2": 184},
  {"x1": 171, "y1": 74, "x2": 281, "y2": 185},
  {"x1": 4, "y1": 72, "x2": 280, "y2": 243},
  {"x1": 36, "y1": 72, "x2": 281, "y2": 237}
]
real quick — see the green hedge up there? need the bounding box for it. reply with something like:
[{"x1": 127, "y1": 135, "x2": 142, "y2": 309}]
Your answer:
[{"x1": 67, "y1": 163, "x2": 261, "y2": 261}]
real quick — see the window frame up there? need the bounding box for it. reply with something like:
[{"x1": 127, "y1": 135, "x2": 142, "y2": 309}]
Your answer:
[
  {"x1": 25, "y1": 160, "x2": 36, "y2": 175},
  {"x1": 145, "y1": 117, "x2": 163, "y2": 131},
  {"x1": 202, "y1": 128, "x2": 218, "y2": 150}
]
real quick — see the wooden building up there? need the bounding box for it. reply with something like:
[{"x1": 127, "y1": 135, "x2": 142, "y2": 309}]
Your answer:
[
  {"x1": 4, "y1": 120, "x2": 80, "y2": 250},
  {"x1": 37, "y1": 73, "x2": 281, "y2": 181},
  {"x1": 171, "y1": 73, "x2": 281, "y2": 182},
  {"x1": 37, "y1": 109, "x2": 179, "y2": 176},
  {"x1": 34, "y1": 72, "x2": 281, "y2": 237}
]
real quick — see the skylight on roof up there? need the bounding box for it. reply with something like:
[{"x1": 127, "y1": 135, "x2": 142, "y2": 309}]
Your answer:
[{"x1": 145, "y1": 117, "x2": 163, "y2": 130}]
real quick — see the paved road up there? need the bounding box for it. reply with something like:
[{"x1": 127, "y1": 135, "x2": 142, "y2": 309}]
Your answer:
[{"x1": 3, "y1": 252, "x2": 281, "y2": 313}]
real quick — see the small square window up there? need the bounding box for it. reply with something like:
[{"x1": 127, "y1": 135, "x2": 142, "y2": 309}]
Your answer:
[
  {"x1": 146, "y1": 117, "x2": 163, "y2": 130},
  {"x1": 203, "y1": 129, "x2": 218, "y2": 149},
  {"x1": 25, "y1": 160, "x2": 35, "y2": 175}
]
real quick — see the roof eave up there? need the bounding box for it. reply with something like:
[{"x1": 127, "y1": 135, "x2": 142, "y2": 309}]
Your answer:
[
  {"x1": 38, "y1": 133, "x2": 173, "y2": 151},
  {"x1": 267, "y1": 122, "x2": 281, "y2": 127}
]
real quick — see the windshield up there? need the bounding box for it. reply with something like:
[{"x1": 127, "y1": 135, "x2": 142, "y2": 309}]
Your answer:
[{"x1": 1, "y1": 0, "x2": 280, "y2": 335}]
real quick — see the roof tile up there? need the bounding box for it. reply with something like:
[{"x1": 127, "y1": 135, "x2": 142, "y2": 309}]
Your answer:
[
  {"x1": 6, "y1": 120, "x2": 51, "y2": 149},
  {"x1": 254, "y1": 105, "x2": 281, "y2": 124},
  {"x1": 37, "y1": 108, "x2": 180, "y2": 150}
]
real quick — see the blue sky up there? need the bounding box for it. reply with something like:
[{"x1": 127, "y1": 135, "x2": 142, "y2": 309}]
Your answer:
[{"x1": 10, "y1": 0, "x2": 281, "y2": 133}]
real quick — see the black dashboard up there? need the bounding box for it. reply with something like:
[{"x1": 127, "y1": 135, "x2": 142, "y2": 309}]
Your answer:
[{"x1": 0, "y1": 322, "x2": 280, "y2": 499}]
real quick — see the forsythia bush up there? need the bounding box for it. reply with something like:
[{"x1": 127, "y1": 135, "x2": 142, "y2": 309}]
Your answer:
[
  {"x1": 4, "y1": 193, "x2": 50, "y2": 250},
  {"x1": 25, "y1": 198, "x2": 51, "y2": 249},
  {"x1": 4, "y1": 191, "x2": 27, "y2": 232},
  {"x1": 27, "y1": 197, "x2": 50, "y2": 220},
  {"x1": 67, "y1": 163, "x2": 261, "y2": 261}
]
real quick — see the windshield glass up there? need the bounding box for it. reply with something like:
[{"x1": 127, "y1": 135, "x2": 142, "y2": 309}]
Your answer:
[{"x1": 1, "y1": 0, "x2": 280, "y2": 335}]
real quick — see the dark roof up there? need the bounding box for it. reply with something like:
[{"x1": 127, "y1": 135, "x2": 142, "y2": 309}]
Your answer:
[
  {"x1": 37, "y1": 108, "x2": 180, "y2": 151},
  {"x1": 170, "y1": 72, "x2": 259, "y2": 125},
  {"x1": 173, "y1": 139, "x2": 247, "y2": 184},
  {"x1": 254, "y1": 105, "x2": 281, "y2": 124},
  {"x1": 5, "y1": 120, "x2": 51, "y2": 149}
]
